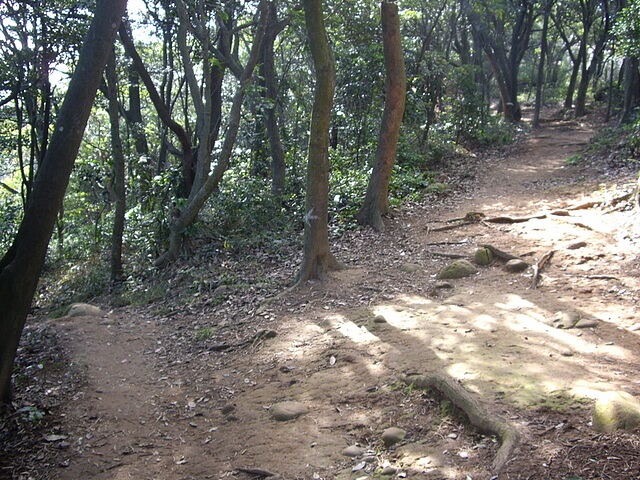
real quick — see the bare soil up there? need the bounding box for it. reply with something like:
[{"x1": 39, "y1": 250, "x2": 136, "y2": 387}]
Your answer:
[{"x1": 3, "y1": 110, "x2": 640, "y2": 480}]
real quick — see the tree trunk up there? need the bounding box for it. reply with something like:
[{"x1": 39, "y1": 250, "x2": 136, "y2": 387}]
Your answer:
[
  {"x1": 262, "y1": 1, "x2": 287, "y2": 198},
  {"x1": 619, "y1": 56, "x2": 640, "y2": 125},
  {"x1": 533, "y1": 0, "x2": 552, "y2": 128},
  {"x1": 105, "y1": 50, "x2": 127, "y2": 284},
  {"x1": 356, "y1": 1, "x2": 406, "y2": 231},
  {"x1": 295, "y1": 0, "x2": 343, "y2": 284},
  {"x1": 0, "y1": 0, "x2": 127, "y2": 405}
]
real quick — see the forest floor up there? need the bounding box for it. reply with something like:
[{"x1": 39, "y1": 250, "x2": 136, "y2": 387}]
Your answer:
[{"x1": 3, "y1": 108, "x2": 640, "y2": 480}]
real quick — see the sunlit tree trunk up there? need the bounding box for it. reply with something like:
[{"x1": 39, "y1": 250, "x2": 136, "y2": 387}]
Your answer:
[
  {"x1": 356, "y1": 1, "x2": 406, "y2": 231},
  {"x1": 295, "y1": 0, "x2": 343, "y2": 284},
  {"x1": 0, "y1": 0, "x2": 127, "y2": 405}
]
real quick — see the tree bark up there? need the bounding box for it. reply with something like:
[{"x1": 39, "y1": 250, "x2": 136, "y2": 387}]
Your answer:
[
  {"x1": 0, "y1": 0, "x2": 127, "y2": 405},
  {"x1": 105, "y1": 50, "x2": 127, "y2": 284},
  {"x1": 295, "y1": 0, "x2": 343, "y2": 284},
  {"x1": 619, "y1": 56, "x2": 640, "y2": 125},
  {"x1": 356, "y1": 1, "x2": 406, "y2": 231}
]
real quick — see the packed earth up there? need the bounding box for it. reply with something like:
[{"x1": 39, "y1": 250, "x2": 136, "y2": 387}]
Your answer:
[{"x1": 3, "y1": 109, "x2": 640, "y2": 480}]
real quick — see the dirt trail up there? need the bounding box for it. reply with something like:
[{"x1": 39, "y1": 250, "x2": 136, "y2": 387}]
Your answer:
[{"x1": 48, "y1": 115, "x2": 640, "y2": 480}]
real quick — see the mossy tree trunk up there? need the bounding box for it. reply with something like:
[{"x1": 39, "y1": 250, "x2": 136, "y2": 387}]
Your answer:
[
  {"x1": 0, "y1": 0, "x2": 127, "y2": 405},
  {"x1": 356, "y1": 2, "x2": 406, "y2": 231},
  {"x1": 295, "y1": 0, "x2": 343, "y2": 284}
]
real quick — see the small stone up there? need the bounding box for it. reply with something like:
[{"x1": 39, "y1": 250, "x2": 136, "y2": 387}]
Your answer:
[
  {"x1": 342, "y1": 445, "x2": 366, "y2": 457},
  {"x1": 503, "y1": 259, "x2": 529, "y2": 273},
  {"x1": 560, "y1": 350, "x2": 574, "y2": 357},
  {"x1": 434, "y1": 282, "x2": 454, "y2": 289},
  {"x1": 373, "y1": 315, "x2": 387, "y2": 324},
  {"x1": 379, "y1": 466, "x2": 398, "y2": 475},
  {"x1": 565, "y1": 241, "x2": 587, "y2": 250},
  {"x1": 401, "y1": 263, "x2": 421, "y2": 273},
  {"x1": 473, "y1": 247, "x2": 494, "y2": 266},
  {"x1": 574, "y1": 318, "x2": 598, "y2": 329},
  {"x1": 437, "y1": 260, "x2": 478, "y2": 280},
  {"x1": 270, "y1": 401, "x2": 309, "y2": 421},
  {"x1": 381, "y1": 427, "x2": 406, "y2": 447},
  {"x1": 66, "y1": 303, "x2": 104, "y2": 318},
  {"x1": 552, "y1": 310, "x2": 580, "y2": 328},
  {"x1": 220, "y1": 403, "x2": 235, "y2": 415}
]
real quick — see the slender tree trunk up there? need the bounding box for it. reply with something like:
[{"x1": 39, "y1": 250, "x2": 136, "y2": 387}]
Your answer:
[
  {"x1": 356, "y1": 1, "x2": 406, "y2": 231},
  {"x1": 125, "y1": 63, "x2": 149, "y2": 156},
  {"x1": 0, "y1": 0, "x2": 127, "y2": 405},
  {"x1": 533, "y1": 0, "x2": 552, "y2": 128},
  {"x1": 295, "y1": 0, "x2": 343, "y2": 284},
  {"x1": 262, "y1": 1, "x2": 287, "y2": 197},
  {"x1": 105, "y1": 50, "x2": 127, "y2": 284}
]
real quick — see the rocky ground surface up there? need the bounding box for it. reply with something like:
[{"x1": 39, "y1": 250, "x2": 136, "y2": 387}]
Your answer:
[{"x1": 2, "y1": 109, "x2": 640, "y2": 480}]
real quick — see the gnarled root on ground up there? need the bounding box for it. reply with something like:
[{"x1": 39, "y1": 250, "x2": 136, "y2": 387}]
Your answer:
[{"x1": 400, "y1": 372, "x2": 520, "y2": 474}]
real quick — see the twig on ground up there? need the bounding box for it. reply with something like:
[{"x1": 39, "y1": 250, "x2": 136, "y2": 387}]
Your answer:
[{"x1": 532, "y1": 250, "x2": 554, "y2": 289}]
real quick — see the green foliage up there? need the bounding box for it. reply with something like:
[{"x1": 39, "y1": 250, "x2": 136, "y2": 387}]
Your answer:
[
  {"x1": 565, "y1": 153, "x2": 583, "y2": 165},
  {"x1": 195, "y1": 327, "x2": 215, "y2": 341},
  {"x1": 42, "y1": 254, "x2": 110, "y2": 309},
  {"x1": 15, "y1": 405, "x2": 45, "y2": 423},
  {"x1": 0, "y1": 194, "x2": 21, "y2": 253},
  {"x1": 202, "y1": 164, "x2": 299, "y2": 253},
  {"x1": 613, "y1": 0, "x2": 640, "y2": 57},
  {"x1": 113, "y1": 283, "x2": 168, "y2": 307}
]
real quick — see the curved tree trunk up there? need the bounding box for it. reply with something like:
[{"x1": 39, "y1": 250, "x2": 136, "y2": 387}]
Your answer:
[
  {"x1": 154, "y1": 1, "x2": 268, "y2": 267},
  {"x1": 356, "y1": 1, "x2": 406, "y2": 231},
  {"x1": 295, "y1": 0, "x2": 343, "y2": 284},
  {"x1": 0, "y1": 0, "x2": 127, "y2": 405}
]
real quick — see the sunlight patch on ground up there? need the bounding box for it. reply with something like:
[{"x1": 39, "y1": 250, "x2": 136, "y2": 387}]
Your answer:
[{"x1": 324, "y1": 314, "x2": 379, "y2": 344}]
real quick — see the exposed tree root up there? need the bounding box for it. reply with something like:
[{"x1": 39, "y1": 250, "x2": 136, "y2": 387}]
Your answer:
[
  {"x1": 236, "y1": 466, "x2": 278, "y2": 477},
  {"x1": 426, "y1": 251, "x2": 467, "y2": 259},
  {"x1": 400, "y1": 372, "x2": 520, "y2": 474},
  {"x1": 484, "y1": 213, "x2": 547, "y2": 223},
  {"x1": 480, "y1": 244, "x2": 524, "y2": 262}
]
